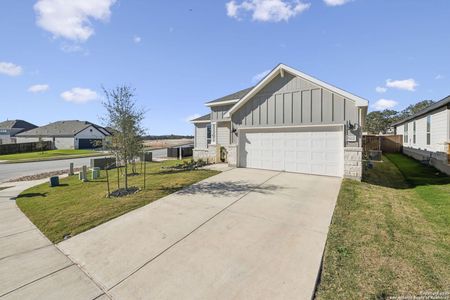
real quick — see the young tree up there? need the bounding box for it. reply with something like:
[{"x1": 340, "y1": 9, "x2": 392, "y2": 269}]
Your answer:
[{"x1": 102, "y1": 85, "x2": 146, "y2": 190}]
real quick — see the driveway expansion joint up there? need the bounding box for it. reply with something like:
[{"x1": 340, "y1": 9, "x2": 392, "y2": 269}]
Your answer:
[{"x1": 107, "y1": 171, "x2": 283, "y2": 292}]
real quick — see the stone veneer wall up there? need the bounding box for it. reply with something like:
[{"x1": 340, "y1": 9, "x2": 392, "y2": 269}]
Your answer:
[
  {"x1": 403, "y1": 147, "x2": 450, "y2": 175},
  {"x1": 344, "y1": 147, "x2": 362, "y2": 180},
  {"x1": 225, "y1": 145, "x2": 237, "y2": 166},
  {"x1": 193, "y1": 146, "x2": 217, "y2": 163}
]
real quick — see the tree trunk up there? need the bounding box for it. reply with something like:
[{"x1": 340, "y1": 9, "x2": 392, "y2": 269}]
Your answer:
[
  {"x1": 117, "y1": 165, "x2": 120, "y2": 190},
  {"x1": 125, "y1": 161, "x2": 128, "y2": 190},
  {"x1": 106, "y1": 167, "x2": 110, "y2": 198}
]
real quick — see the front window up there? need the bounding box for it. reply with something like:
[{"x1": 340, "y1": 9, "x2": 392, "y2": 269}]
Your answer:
[
  {"x1": 413, "y1": 121, "x2": 416, "y2": 144},
  {"x1": 210, "y1": 122, "x2": 216, "y2": 145},
  {"x1": 404, "y1": 123, "x2": 408, "y2": 144},
  {"x1": 206, "y1": 124, "x2": 211, "y2": 145},
  {"x1": 426, "y1": 116, "x2": 431, "y2": 145}
]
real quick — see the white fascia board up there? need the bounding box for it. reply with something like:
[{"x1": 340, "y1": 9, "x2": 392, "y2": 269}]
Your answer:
[
  {"x1": 191, "y1": 120, "x2": 210, "y2": 124},
  {"x1": 205, "y1": 99, "x2": 239, "y2": 107},
  {"x1": 237, "y1": 124, "x2": 345, "y2": 131},
  {"x1": 225, "y1": 64, "x2": 369, "y2": 118}
]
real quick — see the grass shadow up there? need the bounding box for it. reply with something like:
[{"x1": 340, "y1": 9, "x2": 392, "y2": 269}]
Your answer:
[{"x1": 363, "y1": 153, "x2": 450, "y2": 189}]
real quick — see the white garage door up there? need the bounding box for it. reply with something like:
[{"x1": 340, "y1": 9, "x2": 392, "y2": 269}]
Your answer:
[{"x1": 239, "y1": 126, "x2": 344, "y2": 177}]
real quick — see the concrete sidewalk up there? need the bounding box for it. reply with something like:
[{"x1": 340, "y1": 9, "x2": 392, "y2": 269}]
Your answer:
[
  {"x1": 0, "y1": 180, "x2": 106, "y2": 300},
  {"x1": 59, "y1": 168, "x2": 342, "y2": 300}
]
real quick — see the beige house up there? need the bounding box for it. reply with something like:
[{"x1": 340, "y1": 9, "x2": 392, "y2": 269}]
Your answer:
[{"x1": 192, "y1": 64, "x2": 368, "y2": 180}]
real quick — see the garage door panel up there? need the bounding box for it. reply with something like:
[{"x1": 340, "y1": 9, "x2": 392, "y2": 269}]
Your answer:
[{"x1": 239, "y1": 127, "x2": 343, "y2": 177}]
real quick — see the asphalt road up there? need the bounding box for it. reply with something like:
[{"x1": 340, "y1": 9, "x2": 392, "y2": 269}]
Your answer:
[{"x1": 0, "y1": 148, "x2": 170, "y2": 183}]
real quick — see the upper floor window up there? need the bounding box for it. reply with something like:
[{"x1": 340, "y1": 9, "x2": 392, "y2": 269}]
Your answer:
[
  {"x1": 404, "y1": 123, "x2": 408, "y2": 143},
  {"x1": 426, "y1": 116, "x2": 431, "y2": 145},
  {"x1": 413, "y1": 121, "x2": 416, "y2": 144}
]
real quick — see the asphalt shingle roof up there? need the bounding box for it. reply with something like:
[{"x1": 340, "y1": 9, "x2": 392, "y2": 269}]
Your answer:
[
  {"x1": 0, "y1": 119, "x2": 37, "y2": 130},
  {"x1": 16, "y1": 120, "x2": 109, "y2": 137},
  {"x1": 191, "y1": 113, "x2": 211, "y2": 122},
  {"x1": 393, "y1": 95, "x2": 450, "y2": 126},
  {"x1": 206, "y1": 86, "x2": 254, "y2": 104}
]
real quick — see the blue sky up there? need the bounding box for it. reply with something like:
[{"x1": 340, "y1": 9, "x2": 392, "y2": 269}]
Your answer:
[{"x1": 1, "y1": 0, "x2": 449, "y2": 135}]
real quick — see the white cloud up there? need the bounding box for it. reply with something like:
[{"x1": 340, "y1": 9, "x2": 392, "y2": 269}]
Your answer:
[
  {"x1": 386, "y1": 78, "x2": 418, "y2": 91},
  {"x1": 34, "y1": 0, "x2": 116, "y2": 42},
  {"x1": 61, "y1": 88, "x2": 97, "y2": 104},
  {"x1": 185, "y1": 114, "x2": 201, "y2": 123},
  {"x1": 323, "y1": 0, "x2": 352, "y2": 6},
  {"x1": 375, "y1": 86, "x2": 387, "y2": 93},
  {"x1": 133, "y1": 35, "x2": 141, "y2": 43},
  {"x1": 252, "y1": 69, "x2": 271, "y2": 83},
  {"x1": 372, "y1": 99, "x2": 398, "y2": 110},
  {"x1": 226, "y1": 0, "x2": 311, "y2": 22},
  {"x1": 435, "y1": 74, "x2": 444, "y2": 80},
  {"x1": 28, "y1": 84, "x2": 49, "y2": 93},
  {"x1": 0, "y1": 62, "x2": 23, "y2": 76}
]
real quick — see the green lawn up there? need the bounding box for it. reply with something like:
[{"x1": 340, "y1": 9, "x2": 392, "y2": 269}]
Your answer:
[
  {"x1": 0, "y1": 149, "x2": 101, "y2": 162},
  {"x1": 16, "y1": 160, "x2": 219, "y2": 243},
  {"x1": 316, "y1": 154, "x2": 450, "y2": 299}
]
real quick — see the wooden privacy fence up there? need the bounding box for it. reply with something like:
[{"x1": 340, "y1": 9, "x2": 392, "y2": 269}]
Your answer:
[
  {"x1": 363, "y1": 135, "x2": 403, "y2": 155},
  {"x1": 0, "y1": 141, "x2": 53, "y2": 155}
]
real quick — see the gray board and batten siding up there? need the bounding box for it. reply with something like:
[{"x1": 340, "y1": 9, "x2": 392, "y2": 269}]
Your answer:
[
  {"x1": 211, "y1": 104, "x2": 233, "y2": 121},
  {"x1": 230, "y1": 73, "x2": 360, "y2": 145}
]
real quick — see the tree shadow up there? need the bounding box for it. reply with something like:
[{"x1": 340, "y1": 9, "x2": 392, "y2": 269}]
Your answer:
[
  {"x1": 15, "y1": 192, "x2": 48, "y2": 198},
  {"x1": 171, "y1": 181, "x2": 284, "y2": 197},
  {"x1": 362, "y1": 154, "x2": 450, "y2": 189}
]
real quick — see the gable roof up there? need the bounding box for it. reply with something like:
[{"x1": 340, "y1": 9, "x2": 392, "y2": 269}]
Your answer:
[
  {"x1": 0, "y1": 119, "x2": 37, "y2": 130},
  {"x1": 205, "y1": 87, "x2": 254, "y2": 107},
  {"x1": 190, "y1": 113, "x2": 211, "y2": 123},
  {"x1": 224, "y1": 64, "x2": 369, "y2": 118},
  {"x1": 393, "y1": 95, "x2": 450, "y2": 127},
  {"x1": 16, "y1": 120, "x2": 110, "y2": 137}
]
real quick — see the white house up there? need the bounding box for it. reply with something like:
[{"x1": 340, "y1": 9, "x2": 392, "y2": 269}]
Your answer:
[
  {"x1": 191, "y1": 64, "x2": 369, "y2": 180},
  {"x1": 15, "y1": 120, "x2": 111, "y2": 150},
  {"x1": 393, "y1": 95, "x2": 450, "y2": 174}
]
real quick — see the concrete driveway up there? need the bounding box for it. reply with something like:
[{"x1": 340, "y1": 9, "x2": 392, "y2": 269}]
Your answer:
[{"x1": 58, "y1": 168, "x2": 341, "y2": 300}]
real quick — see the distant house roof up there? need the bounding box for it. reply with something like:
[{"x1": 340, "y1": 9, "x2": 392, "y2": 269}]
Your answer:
[
  {"x1": 393, "y1": 95, "x2": 450, "y2": 127},
  {"x1": 191, "y1": 113, "x2": 211, "y2": 123},
  {"x1": 16, "y1": 120, "x2": 110, "y2": 137},
  {"x1": 0, "y1": 119, "x2": 37, "y2": 130},
  {"x1": 205, "y1": 87, "x2": 254, "y2": 106}
]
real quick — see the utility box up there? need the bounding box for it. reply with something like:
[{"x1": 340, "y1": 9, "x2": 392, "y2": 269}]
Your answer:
[
  {"x1": 49, "y1": 176, "x2": 59, "y2": 187},
  {"x1": 368, "y1": 150, "x2": 382, "y2": 161},
  {"x1": 91, "y1": 167, "x2": 100, "y2": 180}
]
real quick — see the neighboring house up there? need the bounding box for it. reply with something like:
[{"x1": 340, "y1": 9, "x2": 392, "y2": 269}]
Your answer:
[
  {"x1": 15, "y1": 120, "x2": 111, "y2": 150},
  {"x1": 393, "y1": 95, "x2": 450, "y2": 175},
  {"x1": 0, "y1": 119, "x2": 37, "y2": 145},
  {"x1": 191, "y1": 64, "x2": 369, "y2": 180}
]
